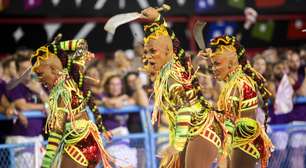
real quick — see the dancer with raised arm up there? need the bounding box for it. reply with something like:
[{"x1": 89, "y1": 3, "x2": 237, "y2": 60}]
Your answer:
[{"x1": 140, "y1": 7, "x2": 225, "y2": 168}]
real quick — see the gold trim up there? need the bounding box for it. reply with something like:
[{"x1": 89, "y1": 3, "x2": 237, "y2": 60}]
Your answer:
[
  {"x1": 200, "y1": 128, "x2": 222, "y2": 149},
  {"x1": 238, "y1": 143, "x2": 260, "y2": 159},
  {"x1": 64, "y1": 145, "x2": 89, "y2": 167}
]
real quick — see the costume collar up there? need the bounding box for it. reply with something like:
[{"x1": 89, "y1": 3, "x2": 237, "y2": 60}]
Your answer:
[{"x1": 224, "y1": 65, "x2": 243, "y2": 82}]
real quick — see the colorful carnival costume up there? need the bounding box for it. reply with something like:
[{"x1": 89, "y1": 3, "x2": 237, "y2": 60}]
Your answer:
[
  {"x1": 30, "y1": 37, "x2": 112, "y2": 168},
  {"x1": 209, "y1": 35, "x2": 273, "y2": 168},
  {"x1": 143, "y1": 15, "x2": 225, "y2": 167}
]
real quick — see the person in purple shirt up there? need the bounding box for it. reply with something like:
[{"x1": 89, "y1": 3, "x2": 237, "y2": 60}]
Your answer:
[
  {"x1": 0, "y1": 79, "x2": 8, "y2": 113},
  {"x1": 0, "y1": 59, "x2": 15, "y2": 115},
  {"x1": 5, "y1": 54, "x2": 48, "y2": 167},
  {"x1": 0, "y1": 61, "x2": 15, "y2": 143}
]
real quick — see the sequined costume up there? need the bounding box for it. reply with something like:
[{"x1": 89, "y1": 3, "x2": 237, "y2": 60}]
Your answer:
[
  {"x1": 143, "y1": 15, "x2": 225, "y2": 167},
  {"x1": 210, "y1": 36, "x2": 273, "y2": 168},
  {"x1": 30, "y1": 38, "x2": 112, "y2": 168}
]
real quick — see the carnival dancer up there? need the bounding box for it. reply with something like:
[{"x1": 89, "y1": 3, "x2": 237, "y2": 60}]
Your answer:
[
  {"x1": 30, "y1": 34, "x2": 112, "y2": 168},
  {"x1": 199, "y1": 35, "x2": 273, "y2": 168},
  {"x1": 140, "y1": 7, "x2": 225, "y2": 168}
]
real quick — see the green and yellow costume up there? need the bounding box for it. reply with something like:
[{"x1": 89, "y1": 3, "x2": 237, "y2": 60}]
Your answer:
[
  {"x1": 42, "y1": 70, "x2": 111, "y2": 168},
  {"x1": 31, "y1": 38, "x2": 112, "y2": 168},
  {"x1": 210, "y1": 35, "x2": 273, "y2": 168},
  {"x1": 144, "y1": 15, "x2": 225, "y2": 167}
]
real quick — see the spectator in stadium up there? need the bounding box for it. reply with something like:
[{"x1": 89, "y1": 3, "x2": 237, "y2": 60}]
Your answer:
[
  {"x1": 0, "y1": 60, "x2": 15, "y2": 117},
  {"x1": 102, "y1": 73, "x2": 138, "y2": 168},
  {"x1": 7, "y1": 55, "x2": 48, "y2": 112},
  {"x1": 5, "y1": 54, "x2": 48, "y2": 168},
  {"x1": 102, "y1": 73, "x2": 135, "y2": 109},
  {"x1": 14, "y1": 47, "x2": 33, "y2": 59},
  {"x1": 85, "y1": 62, "x2": 104, "y2": 105},
  {"x1": 124, "y1": 71, "x2": 148, "y2": 139},
  {"x1": 282, "y1": 49, "x2": 306, "y2": 168},
  {"x1": 253, "y1": 54, "x2": 267, "y2": 77},
  {"x1": 0, "y1": 61, "x2": 8, "y2": 113},
  {"x1": 123, "y1": 71, "x2": 149, "y2": 107},
  {"x1": 286, "y1": 51, "x2": 306, "y2": 96},
  {"x1": 101, "y1": 73, "x2": 135, "y2": 131},
  {"x1": 267, "y1": 60, "x2": 287, "y2": 97},
  {"x1": 96, "y1": 59, "x2": 108, "y2": 83},
  {"x1": 131, "y1": 42, "x2": 144, "y2": 71},
  {"x1": 251, "y1": 54, "x2": 272, "y2": 124},
  {"x1": 262, "y1": 48, "x2": 279, "y2": 65},
  {"x1": 114, "y1": 50, "x2": 132, "y2": 74},
  {"x1": 1, "y1": 56, "x2": 18, "y2": 82},
  {"x1": 299, "y1": 45, "x2": 306, "y2": 66},
  {"x1": 0, "y1": 61, "x2": 15, "y2": 144}
]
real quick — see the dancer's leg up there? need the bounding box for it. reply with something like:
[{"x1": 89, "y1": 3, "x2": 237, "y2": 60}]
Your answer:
[
  {"x1": 61, "y1": 152, "x2": 86, "y2": 168},
  {"x1": 185, "y1": 136, "x2": 218, "y2": 168},
  {"x1": 230, "y1": 148, "x2": 257, "y2": 168},
  {"x1": 180, "y1": 147, "x2": 186, "y2": 167}
]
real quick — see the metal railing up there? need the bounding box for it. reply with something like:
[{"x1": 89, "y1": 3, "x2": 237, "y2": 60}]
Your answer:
[
  {"x1": 147, "y1": 97, "x2": 306, "y2": 168},
  {"x1": 0, "y1": 97, "x2": 306, "y2": 168},
  {"x1": 0, "y1": 105, "x2": 151, "y2": 168}
]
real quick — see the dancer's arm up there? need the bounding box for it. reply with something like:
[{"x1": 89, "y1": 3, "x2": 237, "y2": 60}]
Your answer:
[
  {"x1": 169, "y1": 82, "x2": 194, "y2": 151},
  {"x1": 223, "y1": 80, "x2": 258, "y2": 150},
  {"x1": 42, "y1": 97, "x2": 68, "y2": 168}
]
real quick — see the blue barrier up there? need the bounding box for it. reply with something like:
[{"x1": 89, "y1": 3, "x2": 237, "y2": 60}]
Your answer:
[
  {"x1": 0, "y1": 111, "x2": 45, "y2": 120},
  {"x1": 145, "y1": 96, "x2": 306, "y2": 168},
  {"x1": 148, "y1": 123, "x2": 306, "y2": 168},
  {"x1": 294, "y1": 96, "x2": 306, "y2": 104},
  {"x1": 99, "y1": 105, "x2": 151, "y2": 168},
  {"x1": 1, "y1": 96, "x2": 305, "y2": 121},
  {"x1": 0, "y1": 105, "x2": 152, "y2": 168},
  {"x1": 1, "y1": 101, "x2": 306, "y2": 168},
  {"x1": 0, "y1": 105, "x2": 143, "y2": 120},
  {"x1": 0, "y1": 143, "x2": 36, "y2": 168}
]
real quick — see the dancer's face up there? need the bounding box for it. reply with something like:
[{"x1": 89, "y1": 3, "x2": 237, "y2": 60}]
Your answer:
[
  {"x1": 210, "y1": 47, "x2": 237, "y2": 81},
  {"x1": 34, "y1": 53, "x2": 62, "y2": 89},
  {"x1": 143, "y1": 35, "x2": 172, "y2": 81},
  {"x1": 35, "y1": 64, "x2": 56, "y2": 89}
]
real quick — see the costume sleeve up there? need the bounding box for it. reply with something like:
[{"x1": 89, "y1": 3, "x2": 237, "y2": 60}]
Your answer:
[
  {"x1": 218, "y1": 82, "x2": 241, "y2": 142},
  {"x1": 222, "y1": 78, "x2": 260, "y2": 155},
  {"x1": 169, "y1": 82, "x2": 197, "y2": 151},
  {"x1": 42, "y1": 131, "x2": 63, "y2": 168},
  {"x1": 42, "y1": 91, "x2": 71, "y2": 168},
  {"x1": 240, "y1": 82, "x2": 258, "y2": 113}
]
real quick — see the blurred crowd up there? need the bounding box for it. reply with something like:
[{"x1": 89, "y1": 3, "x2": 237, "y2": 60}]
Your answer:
[
  {"x1": 0, "y1": 42, "x2": 150, "y2": 139},
  {"x1": 0, "y1": 42, "x2": 305, "y2": 167},
  {"x1": 1, "y1": 42, "x2": 306, "y2": 138}
]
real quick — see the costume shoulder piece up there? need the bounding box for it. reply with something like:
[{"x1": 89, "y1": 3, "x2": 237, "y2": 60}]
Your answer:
[
  {"x1": 218, "y1": 67, "x2": 258, "y2": 118},
  {"x1": 46, "y1": 69, "x2": 87, "y2": 133}
]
